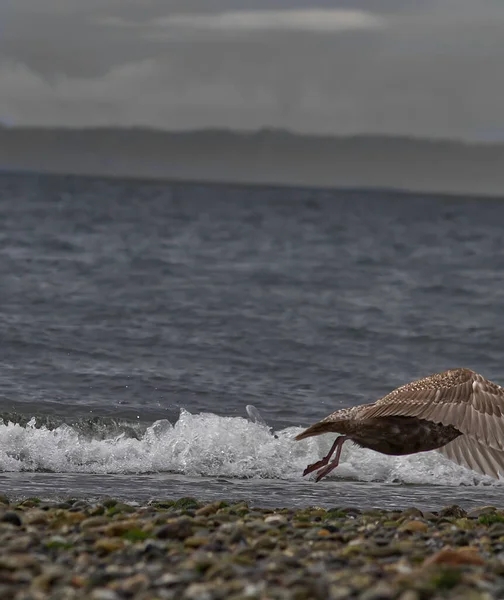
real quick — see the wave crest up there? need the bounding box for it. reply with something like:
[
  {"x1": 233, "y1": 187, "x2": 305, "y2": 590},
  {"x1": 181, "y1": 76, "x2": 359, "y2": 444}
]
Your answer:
[{"x1": 0, "y1": 408, "x2": 498, "y2": 486}]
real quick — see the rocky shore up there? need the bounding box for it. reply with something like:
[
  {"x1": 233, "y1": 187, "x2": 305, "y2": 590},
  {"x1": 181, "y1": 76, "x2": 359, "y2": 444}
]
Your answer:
[{"x1": 1, "y1": 496, "x2": 504, "y2": 599}]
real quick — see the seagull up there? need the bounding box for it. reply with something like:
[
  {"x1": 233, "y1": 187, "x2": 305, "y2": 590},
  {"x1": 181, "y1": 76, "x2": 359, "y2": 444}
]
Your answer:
[{"x1": 296, "y1": 368, "x2": 504, "y2": 482}]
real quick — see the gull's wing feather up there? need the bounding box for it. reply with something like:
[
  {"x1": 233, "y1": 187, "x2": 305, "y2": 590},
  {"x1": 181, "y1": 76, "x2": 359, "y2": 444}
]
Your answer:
[
  {"x1": 358, "y1": 368, "x2": 504, "y2": 451},
  {"x1": 436, "y1": 435, "x2": 504, "y2": 479}
]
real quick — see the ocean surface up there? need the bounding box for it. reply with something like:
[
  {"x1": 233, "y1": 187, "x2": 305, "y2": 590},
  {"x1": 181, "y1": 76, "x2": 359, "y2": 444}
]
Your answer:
[{"x1": 1, "y1": 172, "x2": 504, "y2": 510}]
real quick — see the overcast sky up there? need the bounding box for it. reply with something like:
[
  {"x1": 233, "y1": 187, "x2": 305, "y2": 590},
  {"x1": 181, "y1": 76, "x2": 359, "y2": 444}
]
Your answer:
[{"x1": 1, "y1": 0, "x2": 503, "y2": 139}]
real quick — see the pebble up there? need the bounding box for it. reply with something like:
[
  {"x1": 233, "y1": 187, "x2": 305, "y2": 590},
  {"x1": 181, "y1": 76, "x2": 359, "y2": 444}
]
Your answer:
[
  {"x1": 94, "y1": 538, "x2": 125, "y2": 553},
  {"x1": 398, "y1": 592, "x2": 420, "y2": 600},
  {"x1": 468, "y1": 506, "x2": 497, "y2": 518},
  {"x1": 116, "y1": 573, "x2": 149, "y2": 594},
  {"x1": 264, "y1": 515, "x2": 288, "y2": 526},
  {"x1": 103, "y1": 519, "x2": 144, "y2": 537},
  {"x1": 8, "y1": 535, "x2": 36, "y2": 552},
  {"x1": 423, "y1": 547, "x2": 485, "y2": 566},
  {"x1": 1, "y1": 511, "x2": 22, "y2": 526},
  {"x1": 90, "y1": 590, "x2": 120, "y2": 600},
  {"x1": 195, "y1": 502, "x2": 223, "y2": 517},
  {"x1": 156, "y1": 518, "x2": 193, "y2": 540},
  {"x1": 359, "y1": 581, "x2": 396, "y2": 599},
  {"x1": 401, "y1": 508, "x2": 423, "y2": 519},
  {"x1": 184, "y1": 536, "x2": 211, "y2": 548},
  {"x1": 399, "y1": 520, "x2": 429, "y2": 533},
  {"x1": 80, "y1": 516, "x2": 110, "y2": 530},
  {"x1": 439, "y1": 505, "x2": 468, "y2": 519},
  {"x1": 30, "y1": 565, "x2": 66, "y2": 592},
  {"x1": 184, "y1": 582, "x2": 216, "y2": 600},
  {"x1": 0, "y1": 553, "x2": 41, "y2": 571},
  {"x1": 0, "y1": 500, "x2": 501, "y2": 599},
  {"x1": 24, "y1": 510, "x2": 50, "y2": 525},
  {"x1": 70, "y1": 500, "x2": 90, "y2": 511}
]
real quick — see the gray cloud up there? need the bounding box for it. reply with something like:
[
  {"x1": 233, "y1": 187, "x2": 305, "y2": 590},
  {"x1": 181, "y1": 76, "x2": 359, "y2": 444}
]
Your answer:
[
  {"x1": 1, "y1": 0, "x2": 503, "y2": 139},
  {"x1": 118, "y1": 9, "x2": 386, "y2": 34}
]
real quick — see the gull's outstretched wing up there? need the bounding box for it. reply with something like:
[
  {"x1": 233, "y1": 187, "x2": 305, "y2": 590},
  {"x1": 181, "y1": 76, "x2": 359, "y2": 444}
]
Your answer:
[{"x1": 358, "y1": 368, "x2": 504, "y2": 451}]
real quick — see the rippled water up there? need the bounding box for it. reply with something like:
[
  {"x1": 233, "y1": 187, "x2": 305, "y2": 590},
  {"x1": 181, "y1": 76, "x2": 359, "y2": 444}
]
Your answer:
[{"x1": 1, "y1": 172, "x2": 504, "y2": 508}]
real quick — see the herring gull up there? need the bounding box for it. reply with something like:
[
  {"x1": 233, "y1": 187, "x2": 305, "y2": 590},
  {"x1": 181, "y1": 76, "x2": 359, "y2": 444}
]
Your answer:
[{"x1": 296, "y1": 368, "x2": 504, "y2": 481}]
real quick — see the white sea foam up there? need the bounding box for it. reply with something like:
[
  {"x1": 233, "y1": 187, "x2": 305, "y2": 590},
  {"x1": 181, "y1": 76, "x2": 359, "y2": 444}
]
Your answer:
[{"x1": 0, "y1": 408, "x2": 499, "y2": 486}]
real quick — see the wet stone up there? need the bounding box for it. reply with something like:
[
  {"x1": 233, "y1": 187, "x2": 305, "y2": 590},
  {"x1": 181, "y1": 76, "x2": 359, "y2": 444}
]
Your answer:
[
  {"x1": 1, "y1": 511, "x2": 22, "y2": 526},
  {"x1": 397, "y1": 592, "x2": 421, "y2": 600},
  {"x1": 70, "y1": 500, "x2": 90, "y2": 511},
  {"x1": 184, "y1": 582, "x2": 219, "y2": 600},
  {"x1": 195, "y1": 502, "x2": 224, "y2": 517},
  {"x1": 401, "y1": 508, "x2": 424, "y2": 519},
  {"x1": 253, "y1": 535, "x2": 277, "y2": 550},
  {"x1": 94, "y1": 538, "x2": 125, "y2": 553},
  {"x1": 156, "y1": 518, "x2": 194, "y2": 540},
  {"x1": 38, "y1": 502, "x2": 60, "y2": 511},
  {"x1": 423, "y1": 511, "x2": 438, "y2": 521},
  {"x1": 439, "y1": 505, "x2": 468, "y2": 519},
  {"x1": 106, "y1": 502, "x2": 137, "y2": 517},
  {"x1": 264, "y1": 514, "x2": 288, "y2": 526},
  {"x1": 80, "y1": 516, "x2": 110, "y2": 530},
  {"x1": 116, "y1": 573, "x2": 150, "y2": 595},
  {"x1": 102, "y1": 498, "x2": 118, "y2": 508},
  {"x1": 332, "y1": 586, "x2": 355, "y2": 600},
  {"x1": 8, "y1": 535, "x2": 37, "y2": 552},
  {"x1": 172, "y1": 497, "x2": 201, "y2": 511},
  {"x1": 399, "y1": 520, "x2": 429, "y2": 534},
  {"x1": 367, "y1": 544, "x2": 403, "y2": 558},
  {"x1": 488, "y1": 523, "x2": 504, "y2": 538},
  {"x1": 30, "y1": 565, "x2": 67, "y2": 592},
  {"x1": 184, "y1": 536, "x2": 211, "y2": 548},
  {"x1": 468, "y1": 507, "x2": 497, "y2": 518},
  {"x1": 24, "y1": 510, "x2": 50, "y2": 525},
  {"x1": 359, "y1": 581, "x2": 396, "y2": 599},
  {"x1": 90, "y1": 590, "x2": 121, "y2": 600}
]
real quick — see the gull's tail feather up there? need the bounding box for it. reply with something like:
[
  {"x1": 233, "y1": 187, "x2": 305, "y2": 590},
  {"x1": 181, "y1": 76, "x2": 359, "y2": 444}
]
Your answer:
[{"x1": 295, "y1": 420, "x2": 340, "y2": 441}]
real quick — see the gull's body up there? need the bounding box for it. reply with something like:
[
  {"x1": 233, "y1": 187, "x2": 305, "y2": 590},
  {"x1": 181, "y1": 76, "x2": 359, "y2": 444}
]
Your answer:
[{"x1": 296, "y1": 368, "x2": 504, "y2": 481}]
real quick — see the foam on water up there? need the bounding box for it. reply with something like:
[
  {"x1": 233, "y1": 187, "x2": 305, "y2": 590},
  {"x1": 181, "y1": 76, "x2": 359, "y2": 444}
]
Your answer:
[{"x1": 0, "y1": 408, "x2": 499, "y2": 486}]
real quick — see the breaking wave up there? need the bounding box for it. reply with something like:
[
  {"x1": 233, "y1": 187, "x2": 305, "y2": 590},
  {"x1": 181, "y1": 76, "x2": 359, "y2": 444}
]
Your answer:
[{"x1": 0, "y1": 406, "x2": 499, "y2": 486}]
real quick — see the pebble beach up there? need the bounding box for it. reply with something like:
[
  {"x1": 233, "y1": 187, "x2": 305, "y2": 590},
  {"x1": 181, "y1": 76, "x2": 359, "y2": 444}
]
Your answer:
[{"x1": 1, "y1": 497, "x2": 504, "y2": 599}]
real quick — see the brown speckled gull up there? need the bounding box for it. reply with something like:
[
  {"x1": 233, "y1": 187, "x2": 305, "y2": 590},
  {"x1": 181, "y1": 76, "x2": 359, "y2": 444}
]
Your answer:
[{"x1": 296, "y1": 368, "x2": 504, "y2": 482}]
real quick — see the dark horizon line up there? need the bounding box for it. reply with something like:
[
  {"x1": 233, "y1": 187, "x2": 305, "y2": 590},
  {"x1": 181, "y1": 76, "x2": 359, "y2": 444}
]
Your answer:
[{"x1": 2, "y1": 165, "x2": 503, "y2": 201}]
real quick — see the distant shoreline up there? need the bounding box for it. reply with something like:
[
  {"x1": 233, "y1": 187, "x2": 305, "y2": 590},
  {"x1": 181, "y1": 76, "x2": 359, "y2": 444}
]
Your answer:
[{"x1": 1, "y1": 127, "x2": 503, "y2": 197}]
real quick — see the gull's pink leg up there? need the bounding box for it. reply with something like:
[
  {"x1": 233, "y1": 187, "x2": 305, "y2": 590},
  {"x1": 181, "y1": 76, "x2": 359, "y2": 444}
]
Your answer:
[
  {"x1": 314, "y1": 435, "x2": 349, "y2": 482},
  {"x1": 302, "y1": 436, "x2": 348, "y2": 477}
]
